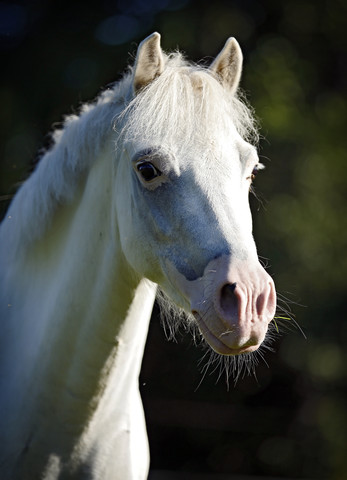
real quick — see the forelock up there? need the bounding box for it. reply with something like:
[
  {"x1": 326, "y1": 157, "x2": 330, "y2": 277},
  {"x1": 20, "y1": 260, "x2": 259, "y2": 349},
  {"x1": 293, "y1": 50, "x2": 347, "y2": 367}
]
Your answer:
[{"x1": 116, "y1": 52, "x2": 259, "y2": 156}]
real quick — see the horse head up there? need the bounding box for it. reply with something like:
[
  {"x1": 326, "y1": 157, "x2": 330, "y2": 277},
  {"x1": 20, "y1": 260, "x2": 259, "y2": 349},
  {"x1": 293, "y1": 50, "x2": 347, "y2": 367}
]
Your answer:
[{"x1": 116, "y1": 33, "x2": 276, "y2": 357}]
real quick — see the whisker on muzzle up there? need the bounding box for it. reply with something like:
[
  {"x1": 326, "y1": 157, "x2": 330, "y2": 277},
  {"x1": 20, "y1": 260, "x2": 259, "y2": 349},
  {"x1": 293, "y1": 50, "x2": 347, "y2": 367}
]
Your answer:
[{"x1": 157, "y1": 287, "x2": 302, "y2": 389}]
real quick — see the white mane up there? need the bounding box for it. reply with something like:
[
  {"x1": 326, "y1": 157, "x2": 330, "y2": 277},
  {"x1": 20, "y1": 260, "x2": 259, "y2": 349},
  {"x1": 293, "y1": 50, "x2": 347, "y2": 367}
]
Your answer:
[{"x1": 2, "y1": 51, "x2": 258, "y2": 259}]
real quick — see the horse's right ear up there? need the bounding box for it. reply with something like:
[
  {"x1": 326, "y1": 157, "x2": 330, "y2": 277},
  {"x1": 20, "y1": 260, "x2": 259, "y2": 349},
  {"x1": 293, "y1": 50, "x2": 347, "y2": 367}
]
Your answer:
[{"x1": 133, "y1": 32, "x2": 164, "y2": 94}]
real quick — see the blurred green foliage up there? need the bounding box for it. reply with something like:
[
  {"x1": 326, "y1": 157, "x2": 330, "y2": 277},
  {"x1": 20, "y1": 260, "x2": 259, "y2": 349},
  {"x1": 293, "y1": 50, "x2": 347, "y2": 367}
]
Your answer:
[{"x1": 1, "y1": 0, "x2": 346, "y2": 478}]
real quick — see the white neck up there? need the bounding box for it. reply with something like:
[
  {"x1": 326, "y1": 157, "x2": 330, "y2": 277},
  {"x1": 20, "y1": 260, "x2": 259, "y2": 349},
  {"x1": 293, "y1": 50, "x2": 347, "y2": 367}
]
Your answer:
[{"x1": 0, "y1": 146, "x2": 156, "y2": 479}]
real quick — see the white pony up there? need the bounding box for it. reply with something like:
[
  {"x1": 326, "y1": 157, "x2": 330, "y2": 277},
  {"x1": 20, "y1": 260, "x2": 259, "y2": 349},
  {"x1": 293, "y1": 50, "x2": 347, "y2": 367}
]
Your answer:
[{"x1": 0, "y1": 33, "x2": 276, "y2": 479}]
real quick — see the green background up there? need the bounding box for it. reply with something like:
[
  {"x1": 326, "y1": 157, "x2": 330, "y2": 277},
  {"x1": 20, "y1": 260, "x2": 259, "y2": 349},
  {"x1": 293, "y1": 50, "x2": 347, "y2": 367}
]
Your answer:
[{"x1": 1, "y1": 0, "x2": 346, "y2": 478}]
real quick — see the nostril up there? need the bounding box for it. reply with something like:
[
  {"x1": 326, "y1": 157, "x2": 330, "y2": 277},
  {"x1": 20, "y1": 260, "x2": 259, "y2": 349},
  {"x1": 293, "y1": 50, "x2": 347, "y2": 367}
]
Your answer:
[
  {"x1": 226, "y1": 282, "x2": 237, "y2": 293},
  {"x1": 256, "y1": 292, "x2": 265, "y2": 315},
  {"x1": 256, "y1": 282, "x2": 277, "y2": 319},
  {"x1": 220, "y1": 282, "x2": 238, "y2": 318}
]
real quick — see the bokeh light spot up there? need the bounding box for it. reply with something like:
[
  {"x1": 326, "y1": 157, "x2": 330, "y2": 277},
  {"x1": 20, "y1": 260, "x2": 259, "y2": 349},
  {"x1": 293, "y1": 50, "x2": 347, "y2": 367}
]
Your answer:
[
  {"x1": 0, "y1": 2, "x2": 27, "y2": 47},
  {"x1": 0, "y1": 3, "x2": 26, "y2": 36},
  {"x1": 95, "y1": 14, "x2": 142, "y2": 46}
]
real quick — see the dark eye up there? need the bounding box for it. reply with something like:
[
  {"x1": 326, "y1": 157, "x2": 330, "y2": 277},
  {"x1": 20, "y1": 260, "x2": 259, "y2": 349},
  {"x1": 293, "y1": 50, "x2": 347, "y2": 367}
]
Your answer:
[
  {"x1": 137, "y1": 162, "x2": 161, "y2": 182},
  {"x1": 251, "y1": 165, "x2": 260, "y2": 181}
]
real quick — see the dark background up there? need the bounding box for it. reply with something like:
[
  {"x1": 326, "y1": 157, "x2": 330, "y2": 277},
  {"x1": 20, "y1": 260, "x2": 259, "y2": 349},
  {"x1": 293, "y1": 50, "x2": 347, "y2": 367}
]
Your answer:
[{"x1": 1, "y1": 1, "x2": 346, "y2": 479}]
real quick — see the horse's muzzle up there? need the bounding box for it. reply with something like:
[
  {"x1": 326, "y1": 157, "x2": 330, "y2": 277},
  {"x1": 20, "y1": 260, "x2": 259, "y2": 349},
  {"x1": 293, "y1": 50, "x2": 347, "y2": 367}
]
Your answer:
[{"x1": 171, "y1": 255, "x2": 277, "y2": 356}]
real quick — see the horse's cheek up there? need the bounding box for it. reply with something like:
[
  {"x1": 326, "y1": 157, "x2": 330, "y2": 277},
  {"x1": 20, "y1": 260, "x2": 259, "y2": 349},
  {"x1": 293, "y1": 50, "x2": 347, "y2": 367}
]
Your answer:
[{"x1": 116, "y1": 194, "x2": 162, "y2": 280}]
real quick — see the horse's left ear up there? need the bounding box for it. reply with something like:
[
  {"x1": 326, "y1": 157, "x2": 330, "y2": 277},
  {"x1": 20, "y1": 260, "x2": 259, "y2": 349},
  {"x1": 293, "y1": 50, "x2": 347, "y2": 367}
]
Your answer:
[
  {"x1": 133, "y1": 32, "x2": 164, "y2": 94},
  {"x1": 209, "y1": 37, "x2": 243, "y2": 95}
]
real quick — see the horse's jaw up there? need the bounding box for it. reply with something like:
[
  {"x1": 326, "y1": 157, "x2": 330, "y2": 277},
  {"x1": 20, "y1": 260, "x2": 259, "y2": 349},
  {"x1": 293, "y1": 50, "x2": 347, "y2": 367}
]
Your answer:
[{"x1": 164, "y1": 255, "x2": 276, "y2": 356}]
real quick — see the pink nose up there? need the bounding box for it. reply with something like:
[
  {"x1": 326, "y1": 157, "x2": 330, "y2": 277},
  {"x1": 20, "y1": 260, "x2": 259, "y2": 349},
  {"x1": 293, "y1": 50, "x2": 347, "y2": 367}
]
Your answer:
[
  {"x1": 188, "y1": 257, "x2": 277, "y2": 355},
  {"x1": 213, "y1": 275, "x2": 277, "y2": 352},
  {"x1": 219, "y1": 279, "x2": 276, "y2": 322}
]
